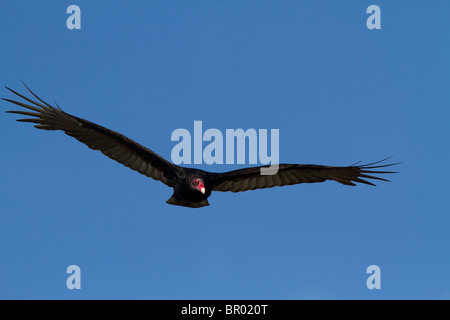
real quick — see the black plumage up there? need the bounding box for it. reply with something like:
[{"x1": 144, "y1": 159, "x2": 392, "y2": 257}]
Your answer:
[{"x1": 3, "y1": 84, "x2": 398, "y2": 208}]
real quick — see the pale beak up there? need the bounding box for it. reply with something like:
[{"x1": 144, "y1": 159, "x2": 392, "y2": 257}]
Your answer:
[{"x1": 200, "y1": 187, "x2": 205, "y2": 194}]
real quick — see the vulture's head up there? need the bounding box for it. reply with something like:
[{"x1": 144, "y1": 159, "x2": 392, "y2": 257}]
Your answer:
[{"x1": 190, "y1": 177, "x2": 205, "y2": 194}]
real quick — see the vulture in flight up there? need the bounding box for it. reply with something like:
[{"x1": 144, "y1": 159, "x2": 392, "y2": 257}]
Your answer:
[{"x1": 3, "y1": 84, "x2": 398, "y2": 208}]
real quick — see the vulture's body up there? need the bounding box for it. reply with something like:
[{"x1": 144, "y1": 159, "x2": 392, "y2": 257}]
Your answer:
[{"x1": 3, "y1": 84, "x2": 398, "y2": 208}]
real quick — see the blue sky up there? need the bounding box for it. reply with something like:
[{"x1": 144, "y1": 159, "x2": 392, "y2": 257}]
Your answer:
[{"x1": 0, "y1": 1, "x2": 449, "y2": 299}]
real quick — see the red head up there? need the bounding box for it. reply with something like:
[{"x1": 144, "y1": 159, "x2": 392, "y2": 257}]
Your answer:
[{"x1": 190, "y1": 178, "x2": 205, "y2": 194}]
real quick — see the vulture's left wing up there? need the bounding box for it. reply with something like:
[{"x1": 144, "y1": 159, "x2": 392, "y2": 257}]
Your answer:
[{"x1": 211, "y1": 160, "x2": 398, "y2": 192}]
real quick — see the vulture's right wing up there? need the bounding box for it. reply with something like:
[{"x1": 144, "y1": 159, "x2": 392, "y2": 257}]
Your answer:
[{"x1": 3, "y1": 84, "x2": 179, "y2": 187}]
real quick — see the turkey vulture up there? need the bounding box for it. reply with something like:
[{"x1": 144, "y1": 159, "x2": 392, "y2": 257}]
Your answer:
[{"x1": 3, "y1": 84, "x2": 398, "y2": 208}]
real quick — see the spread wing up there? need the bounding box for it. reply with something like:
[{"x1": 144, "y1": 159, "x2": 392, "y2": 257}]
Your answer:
[
  {"x1": 211, "y1": 160, "x2": 398, "y2": 192},
  {"x1": 3, "y1": 84, "x2": 179, "y2": 187}
]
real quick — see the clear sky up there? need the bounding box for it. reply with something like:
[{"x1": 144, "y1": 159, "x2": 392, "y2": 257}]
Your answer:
[{"x1": 0, "y1": 1, "x2": 449, "y2": 299}]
